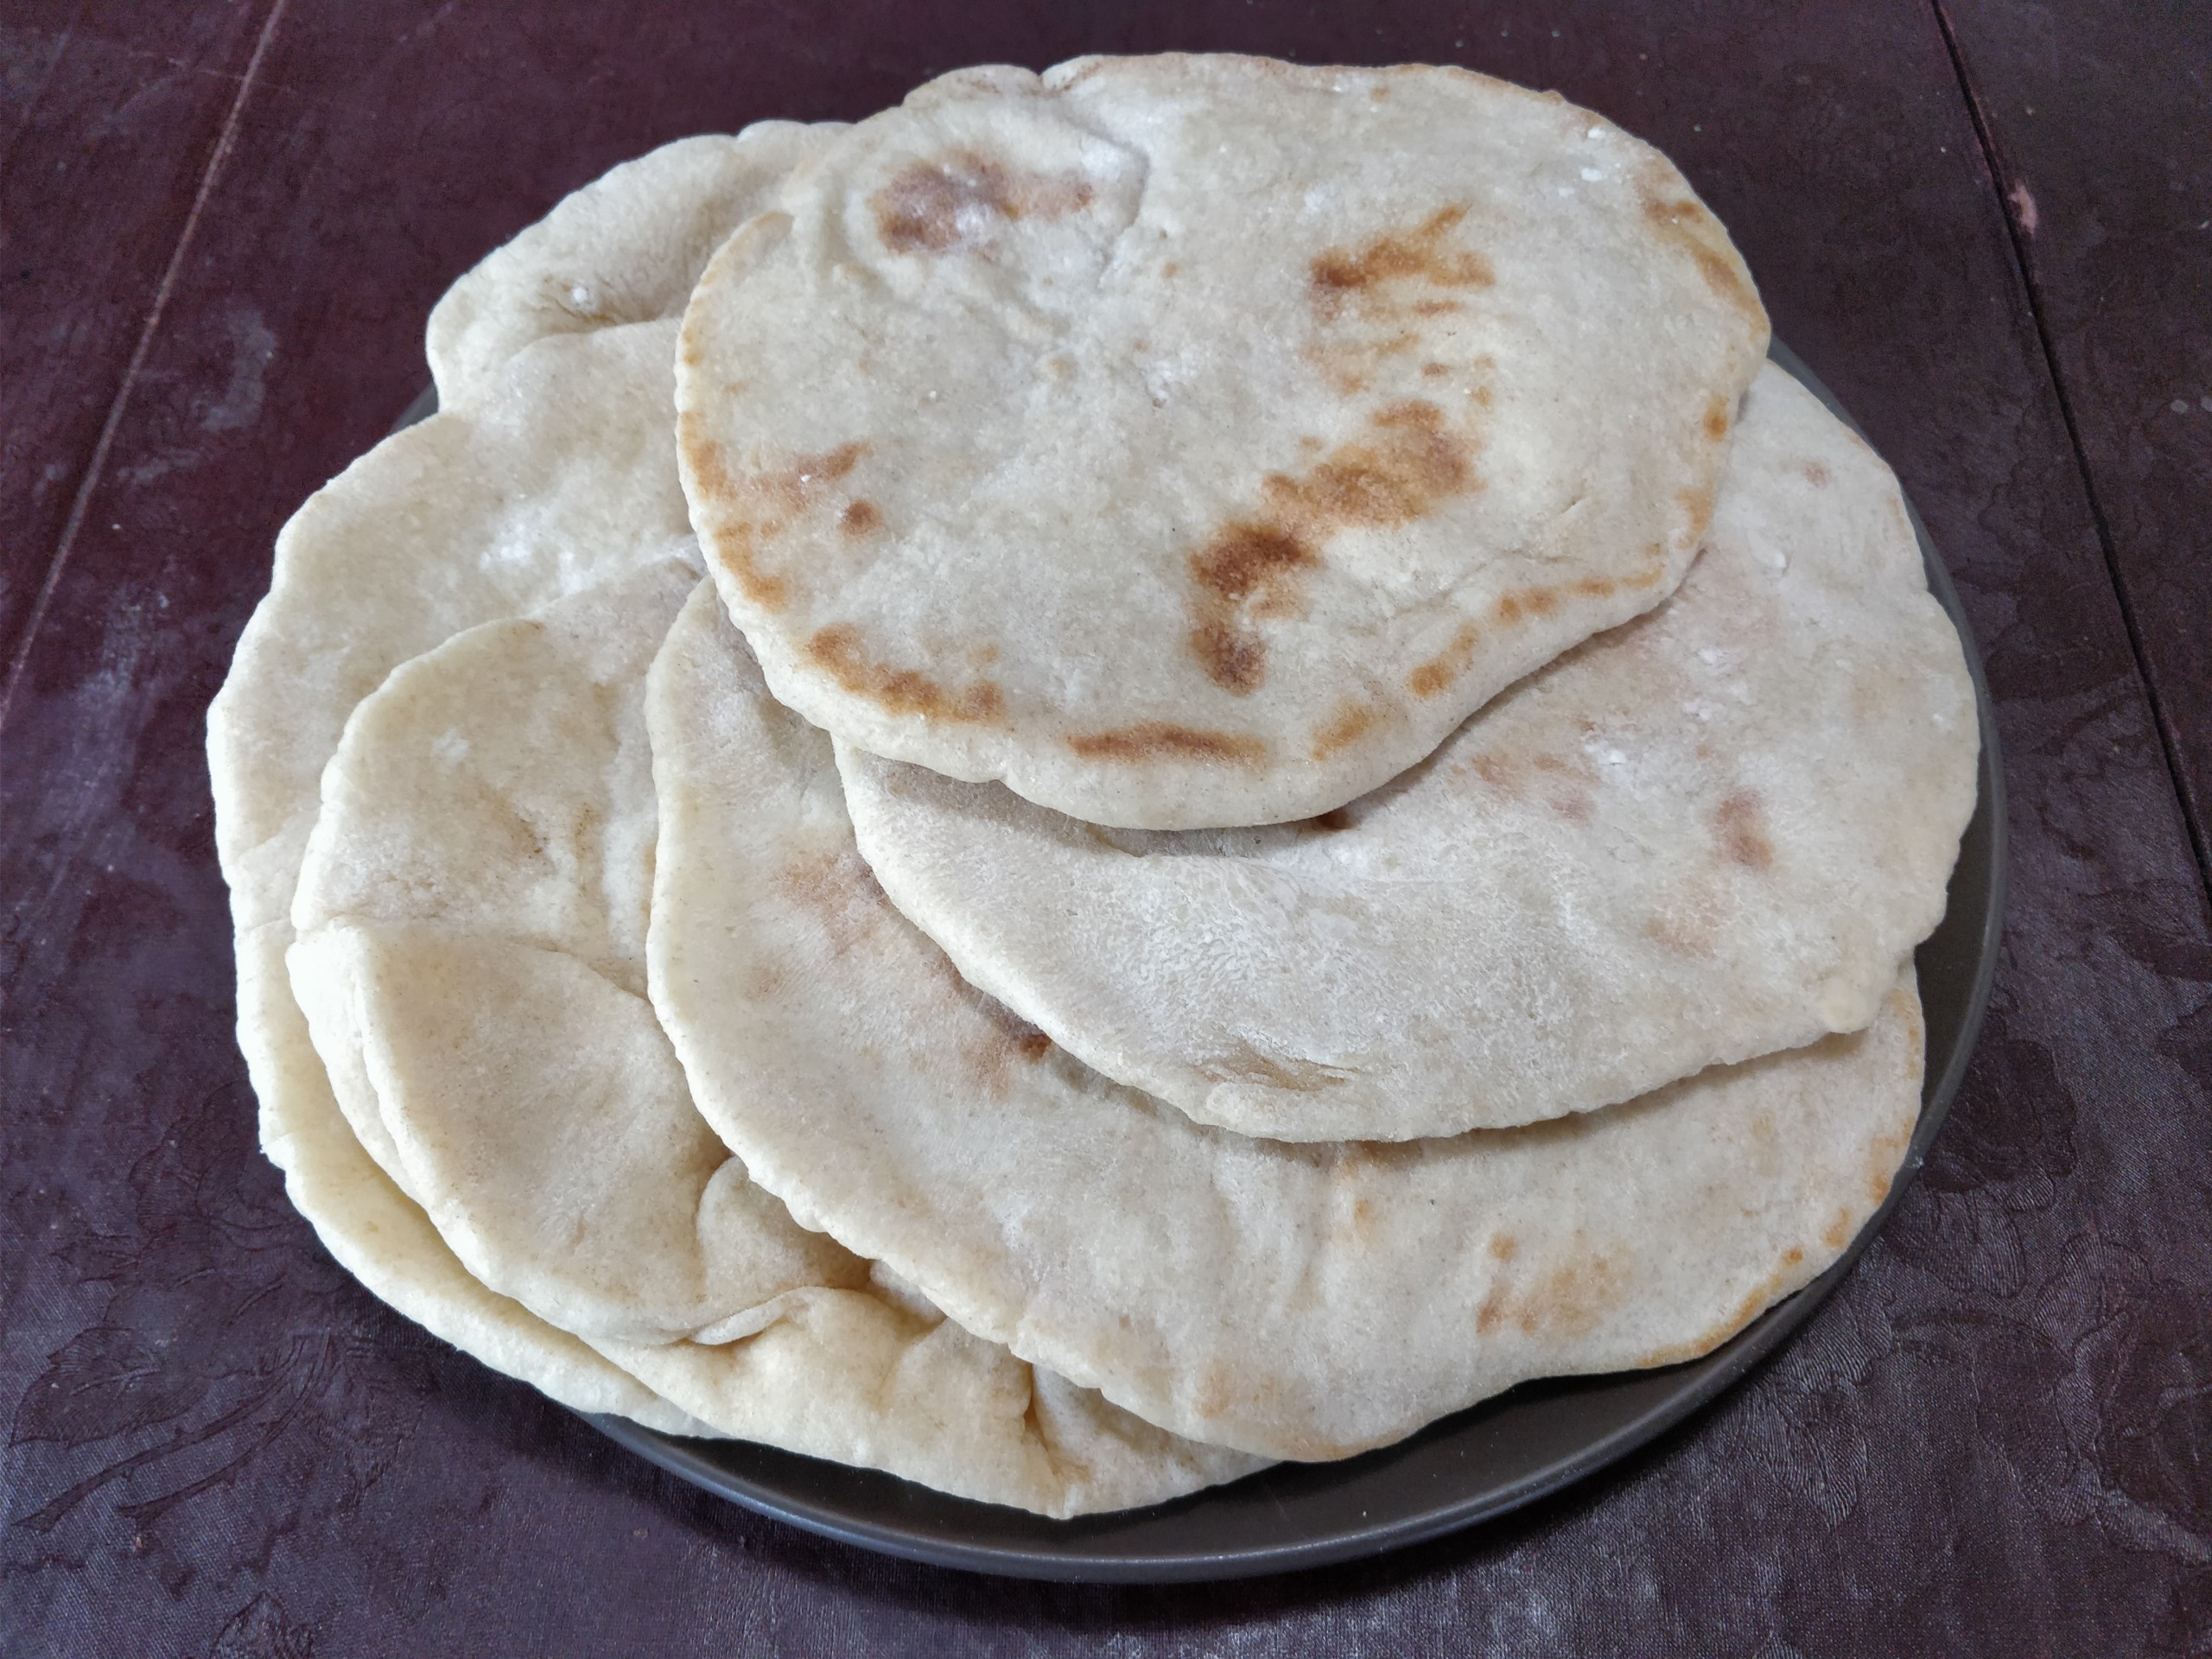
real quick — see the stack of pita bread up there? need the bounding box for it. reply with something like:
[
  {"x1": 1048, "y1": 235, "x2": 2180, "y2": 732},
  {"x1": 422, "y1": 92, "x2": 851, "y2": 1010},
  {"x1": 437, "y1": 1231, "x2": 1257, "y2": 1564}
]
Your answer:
[{"x1": 207, "y1": 55, "x2": 1978, "y2": 1518}]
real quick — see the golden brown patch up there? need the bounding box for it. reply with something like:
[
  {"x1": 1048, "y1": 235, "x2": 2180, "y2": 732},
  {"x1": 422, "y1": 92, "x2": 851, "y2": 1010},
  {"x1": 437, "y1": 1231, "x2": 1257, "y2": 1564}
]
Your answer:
[
  {"x1": 805, "y1": 624, "x2": 1005, "y2": 724},
  {"x1": 1409, "y1": 620, "x2": 1480, "y2": 699},
  {"x1": 1187, "y1": 522, "x2": 1321, "y2": 692},
  {"x1": 1187, "y1": 402, "x2": 1479, "y2": 693},
  {"x1": 838, "y1": 499, "x2": 882, "y2": 537},
  {"x1": 1305, "y1": 207, "x2": 1497, "y2": 397},
  {"x1": 1468, "y1": 752, "x2": 1518, "y2": 794},
  {"x1": 964, "y1": 996, "x2": 1056, "y2": 1096},
  {"x1": 1421, "y1": 359, "x2": 1451, "y2": 378},
  {"x1": 1638, "y1": 186, "x2": 1764, "y2": 323},
  {"x1": 1476, "y1": 1283, "x2": 1509, "y2": 1336},
  {"x1": 687, "y1": 437, "x2": 871, "y2": 612},
  {"x1": 1573, "y1": 576, "x2": 1618, "y2": 599},
  {"x1": 871, "y1": 149, "x2": 1095, "y2": 254},
  {"x1": 1676, "y1": 486, "x2": 1715, "y2": 542},
  {"x1": 1804, "y1": 461, "x2": 1833, "y2": 487},
  {"x1": 1489, "y1": 1234, "x2": 1519, "y2": 1262},
  {"x1": 1514, "y1": 1255, "x2": 1624, "y2": 1339},
  {"x1": 1625, "y1": 545, "x2": 1674, "y2": 589},
  {"x1": 1065, "y1": 722, "x2": 1266, "y2": 765},
  {"x1": 1161, "y1": 261, "x2": 1179, "y2": 279},
  {"x1": 779, "y1": 849, "x2": 887, "y2": 956},
  {"x1": 1821, "y1": 1210, "x2": 1854, "y2": 1251},
  {"x1": 1310, "y1": 204, "x2": 1494, "y2": 315},
  {"x1": 1713, "y1": 788, "x2": 1776, "y2": 871},
  {"x1": 1310, "y1": 700, "x2": 1381, "y2": 762},
  {"x1": 1332, "y1": 1192, "x2": 1377, "y2": 1247},
  {"x1": 1702, "y1": 394, "x2": 1731, "y2": 442}
]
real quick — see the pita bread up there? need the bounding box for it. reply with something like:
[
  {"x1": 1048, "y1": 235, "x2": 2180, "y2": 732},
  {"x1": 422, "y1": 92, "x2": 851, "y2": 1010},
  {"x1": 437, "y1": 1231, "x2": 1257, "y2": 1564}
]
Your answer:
[
  {"x1": 677, "y1": 54, "x2": 1769, "y2": 830},
  {"x1": 207, "y1": 323, "x2": 712, "y2": 1423},
  {"x1": 240, "y1": 924, "x2": 714, "y2": 1433},
  {"x1": 836, "y1": 365, "x2": 1978, "y2": 1139},
  {"x1": 427, "y1": 125, "x2": 843, "y2": 407},
  {"x1": 647, "y1": 580, "x2": 1927, "y2": 1462},
  {"x1": 283, "y1": 568, "x2": 1260, "y2": 1513},
  {"x1": 290, "y1": 563, "x2": 866, "y2": 1344}
]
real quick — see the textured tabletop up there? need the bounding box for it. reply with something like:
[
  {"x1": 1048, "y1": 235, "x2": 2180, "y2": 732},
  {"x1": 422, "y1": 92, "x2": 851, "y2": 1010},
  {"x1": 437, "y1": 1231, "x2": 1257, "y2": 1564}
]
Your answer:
[{"x1": 3, "y1": 3, "x2": 2209, "y2": 1653}]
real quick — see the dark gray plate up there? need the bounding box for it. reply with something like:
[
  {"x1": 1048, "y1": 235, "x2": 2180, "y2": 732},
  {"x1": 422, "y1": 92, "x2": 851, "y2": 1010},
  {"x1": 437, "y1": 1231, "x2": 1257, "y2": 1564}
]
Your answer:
[{"x1": 398, "y1": 340, "x2": 2006, "y2": 1582}]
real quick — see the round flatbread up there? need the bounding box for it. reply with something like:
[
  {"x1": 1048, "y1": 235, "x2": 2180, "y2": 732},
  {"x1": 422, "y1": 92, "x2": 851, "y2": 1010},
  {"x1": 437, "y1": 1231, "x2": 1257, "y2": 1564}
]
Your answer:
[
  {"x1": 836, "y1": 365, "x2": 1979, "y2": 1140},
  {"x1": 647, "y1": 580, "x2": 1926, "y2": 1462},
  {"x1": 209, "y1": 323, "x2": 704, "y2": 1425},
  {"x1": 427, "y1": 124, "x2": 843, "y2": 408},
  {"x1": 677, "y1": 53, "x2": 1769, "y2": 830},
  {"x1": 284, "y1": 568, "x2": 1261, "y2": 1515},
  {"x1": 208, "y1": 130, "x2": 825, "y2": 1428}
]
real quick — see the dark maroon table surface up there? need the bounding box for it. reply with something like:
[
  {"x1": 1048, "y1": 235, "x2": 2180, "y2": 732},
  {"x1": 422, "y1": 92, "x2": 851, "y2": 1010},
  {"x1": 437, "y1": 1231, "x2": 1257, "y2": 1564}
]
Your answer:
[{"x1": 3, "y1": 3, "x2": 2208, "y2": 1654}]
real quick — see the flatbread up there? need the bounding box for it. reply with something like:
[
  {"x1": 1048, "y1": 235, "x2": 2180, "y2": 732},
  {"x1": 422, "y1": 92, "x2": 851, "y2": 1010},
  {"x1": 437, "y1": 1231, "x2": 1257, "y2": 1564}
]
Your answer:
[
  {"x1": 290, "y1": 563, "x2": 863, "y2": 1345},
  {"x1": 427, "y1": 125, "x2": 843, "y2": 408},
  {"x1": 284, "y1": 569, "x2": 1260, "y2": 1513},
  {"x1": 677, "y1": 54, "x2": 1769, "y2": 830},
  {"x1": 239, "y1": 925, "x2": 713, "y2": 1434},
  {"x1": 207, "y1": 323, "x2": 706, "y2": 1424},
  {"x1": 836, "y1": 365, "x2": 1978, "y2": 1139},
  {"x1": 647, "y1": 580, "x2": 1926, "y2": 1461}
]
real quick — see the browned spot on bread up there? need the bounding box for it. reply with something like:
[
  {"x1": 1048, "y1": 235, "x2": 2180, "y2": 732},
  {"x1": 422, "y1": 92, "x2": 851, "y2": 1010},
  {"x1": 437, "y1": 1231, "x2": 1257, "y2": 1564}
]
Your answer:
[
  {"x1": 1573, "y1": 576, "x2": 1618, "y2": 599},
  {"x1": 871, "y1": 149, "x2": 1096, "y2": 254},
  {"x1": 1676, "y1": 486, "x2": 1715, "y2": 542},
  {"x1": 1409, "y1": 620, "x2": 1480, "y2": 698},
  {"x1": 1821, "y1": 1210, "x2": 1853, "y2": 1251},
  {"x1": 1333, "y1": 1193, "x2": 1376, "y2": 1245},
  {"x1": 1713, "y1": 788, "x2": 1775, "y2": 870},
  {"x1": 805, "y1": 624, "x2": 1005, "y2": 724},
  {"x1": 1161, "y1": 261, "x2": 1179, "y2": 278},
  {"x1": 1489, "y1": 1234, "x2": 1518, "y2": 1262},
  {"x1": 1804, "y1": 461, "x2": 1833, "y2": 487},
  {"x1": 1639, "y1": 187, "x2": 1764, "y2": 324},
  {"x1": 838, "y1": 499, "x2": 882, "y2": 537},
  {"x1": 1269, "y1": 401, "x2": 1475, "y2": 525},
  {"x1": 1066, "y1": 722, "x2": 1266, "y2": 764},
  {"x1": 1625, "y1": 545, "x2": 1674, "y2": 589},
  {"x1": 1703, "y1": 394, "x2": 1731, "y2": 442},
  {"x1": 1469, "y1": 753, "x2": 1517, "y2": 794},
  {"x1": 1310, "y1": 204, "x2": 1494, "y2": 314},
  {"x1": 1513, "y1": 1255, "x2": 1624, "y2": 1339},
  {"x1": 1476, "y1": 1283, "x2": 1509, "y2": 1335},
  {"x1": 1192, "y1": 523, "x2": 1319, "y2": 613},
  {"x1": 1421, "y1": 359, "x2": 1451, "y2": 377},
  {"x1": 1186, "y1": 401, "x2": 1480, "y2": 693},
  {"x1": 1311, "y1": 699, "x2": 1380, "y2": 760},
  {"x1": 687, "y1": 437, "x2": 872, "y2": 613},
  {"x1": 1305, "y1": 207, "x2": 1496, "y2": 395},
  {"x1": 1864, "y1": 1119, "x2": 1911, "y2": 1205},
  {"x1": 965, "y1": 995, "x2": 1056, "y2": 1096},
  {"x1": 779, "y1": 849, "x2": 887, "y2": 955}
]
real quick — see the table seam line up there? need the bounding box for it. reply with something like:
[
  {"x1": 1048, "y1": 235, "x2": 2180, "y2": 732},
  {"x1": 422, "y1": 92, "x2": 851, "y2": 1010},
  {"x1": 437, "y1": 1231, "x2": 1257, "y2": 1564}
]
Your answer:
[
  {"x1": 0, "y1": 0, "x2": 292, "y2": 761},
  {"x1": 1929, "y1": 0, "x2": 2212, "y2": 915}
]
